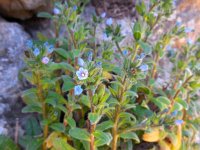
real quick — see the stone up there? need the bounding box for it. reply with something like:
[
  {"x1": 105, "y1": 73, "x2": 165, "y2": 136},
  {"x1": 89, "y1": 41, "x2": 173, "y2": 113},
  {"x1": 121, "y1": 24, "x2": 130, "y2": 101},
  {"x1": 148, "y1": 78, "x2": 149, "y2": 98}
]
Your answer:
[
  {"x1": 91, "y1": 0, "x2": 136, "y2": 18},
  {"x1": 0, "y1": 18, "x2": 30, "y2": 136},
  {"x1": 0, "y1": 0, "x2": 50, "y2": 20}
]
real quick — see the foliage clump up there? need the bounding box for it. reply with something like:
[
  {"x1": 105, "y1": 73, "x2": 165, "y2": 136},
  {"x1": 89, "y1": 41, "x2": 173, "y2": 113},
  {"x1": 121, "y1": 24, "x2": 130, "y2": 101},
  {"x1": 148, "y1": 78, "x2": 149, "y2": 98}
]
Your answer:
[{"x1": 19, "y1": 0, "x2": 200, "y2": 150}]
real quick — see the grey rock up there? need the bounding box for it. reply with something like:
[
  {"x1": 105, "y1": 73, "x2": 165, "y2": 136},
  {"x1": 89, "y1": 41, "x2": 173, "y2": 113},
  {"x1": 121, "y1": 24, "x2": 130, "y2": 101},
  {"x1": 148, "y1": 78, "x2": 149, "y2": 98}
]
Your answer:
[{"x1": 0, "y1": 19, "x2": 30, "y2": 136}]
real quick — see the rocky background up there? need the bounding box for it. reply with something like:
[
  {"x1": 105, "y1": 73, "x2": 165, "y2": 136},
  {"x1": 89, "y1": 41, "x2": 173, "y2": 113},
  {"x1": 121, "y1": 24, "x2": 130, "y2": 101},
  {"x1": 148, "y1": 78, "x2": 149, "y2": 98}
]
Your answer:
[{"x1": 0, "y1": 0, "x2": 199, "y2": 140}]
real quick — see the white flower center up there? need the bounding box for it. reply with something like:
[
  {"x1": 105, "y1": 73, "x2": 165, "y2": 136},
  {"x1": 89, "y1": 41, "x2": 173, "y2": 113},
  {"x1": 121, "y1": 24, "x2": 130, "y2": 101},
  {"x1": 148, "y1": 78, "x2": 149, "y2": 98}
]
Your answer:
[{"x1": 81, "y1": 73, "x2": 85, "y2": 77}]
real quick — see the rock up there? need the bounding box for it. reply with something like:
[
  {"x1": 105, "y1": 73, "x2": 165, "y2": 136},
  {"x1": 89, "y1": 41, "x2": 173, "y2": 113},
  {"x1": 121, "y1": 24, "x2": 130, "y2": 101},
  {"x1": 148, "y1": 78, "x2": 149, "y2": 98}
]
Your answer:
[
  {"x1": 91, "y1": 0, "x2": 136, "y2": 18},
  {"x1": 0, "y1": 0, "x2": 50, "y2": 20},
  {"x1": 0, "y1": 18, "x2": 30, "y2": 136}
]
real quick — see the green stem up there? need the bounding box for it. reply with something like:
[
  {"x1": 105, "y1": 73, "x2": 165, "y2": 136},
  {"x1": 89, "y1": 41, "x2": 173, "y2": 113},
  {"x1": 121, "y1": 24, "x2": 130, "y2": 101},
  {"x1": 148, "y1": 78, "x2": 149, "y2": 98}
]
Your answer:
[
  {"x1": 115, "y1": 41, "x2": 125, "y2": 58},
  {"x1": 36, "y1": 72, "x2": 48, "y2": 150},
  {"x1": 111, "y1": 76, "x2": 126, "y2": 150},
  {"x1": 170, "y1": 75, "x2": 193, "y2": 112},
  {"x1": 151, "y1": 53, "x2": 159, "y2": 79},
  {"x1": 88, "y1": 89, "x2": 95, "y2": 150}
]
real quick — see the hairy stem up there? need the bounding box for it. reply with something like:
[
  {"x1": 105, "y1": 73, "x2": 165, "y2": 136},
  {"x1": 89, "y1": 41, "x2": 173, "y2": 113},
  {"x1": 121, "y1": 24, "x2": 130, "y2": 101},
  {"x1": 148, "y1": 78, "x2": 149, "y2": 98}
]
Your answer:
[
  {"x1": 88, "y1": 89, "x2": 95, "y2": 150},
  {"x1": 36, "y1": 72, "x2": 48, "y2": 150}
]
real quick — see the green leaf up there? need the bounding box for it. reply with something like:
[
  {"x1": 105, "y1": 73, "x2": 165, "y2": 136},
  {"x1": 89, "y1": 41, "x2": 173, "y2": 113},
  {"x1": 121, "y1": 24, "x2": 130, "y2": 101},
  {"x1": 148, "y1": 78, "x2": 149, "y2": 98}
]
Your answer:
[
  {"x1": 133, "y1": 22, "x2": 142, "y2": 41},
  {"x1": 25, "y1": 117, "x2": 42, "y2": 136},
  {"x1": 62, "y1": 75, "x2": 75, "y2": 92},
  {"x1": 66, "y1": 116, "x2": 76, "y2": 128},
  {"x1": 139, "y1": 41, "x2": 152, "y2": 55},
  {"x1": 94, "y1": 130, "x2": 112, "y2": 147},
  {"x1": 22, "y1": 104, "x2": 42, "y2": 114},
  {"x1": 69, "y1": 128, "x2": 90, "y2": 141},
  {"x1": 48, "y1": 62, "x2": 75, "y2": 72},
  {"x1": 96, "y1": 120, "x2": 114, "y2": 131},
  {"x1": 53, "y1": 138, "x2": 76, "y2": 150},
  {"x1": 172, "y1": 102, "x2": 183, "y2": 111},
  {"x1": 124, "y1": 91, "x2": 138, "y2": 98},
  {"x1": 176, "y1": 98, "x2": 188, "y2": 110},
  {"x1": 88, "y1": 113, "x2": 101, "y2": 125},
  {"x1": 50, "y1": 123, "x2": 65, "y2": 132},
  {"x1": 37, "y1": 12, "x2": 52, "y2": 19},
  {"x1": 152, "y1": 99, "x2": 167, "y2": 111},
  {"x1": 119, "y1": 132, "x2": 140, "y2": 143},
  {"x1": 156, "y1": 96, "x2": 171, "y2": 105},
  {"x1": 19, "y1": 136, "x2": 43, "y2": 150},
  {"x1": 0, "y1": 135, "x2": 19, "y2": 150},
  {"x1": 21, "y1": 88, "x2": 39, "y2": 105},
  {"x1": 80, "y1": 95, "x2": 90, "y2": 108},
  {"x1": 54, "y1": 48, "x2": 71, "y2": 59}
]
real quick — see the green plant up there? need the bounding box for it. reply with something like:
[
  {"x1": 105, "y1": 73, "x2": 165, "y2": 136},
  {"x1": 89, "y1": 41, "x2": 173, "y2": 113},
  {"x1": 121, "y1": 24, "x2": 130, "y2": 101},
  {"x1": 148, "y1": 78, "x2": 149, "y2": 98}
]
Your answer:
[{"x1": 20, "y1": 0, "x2": 200, "y2": 150}]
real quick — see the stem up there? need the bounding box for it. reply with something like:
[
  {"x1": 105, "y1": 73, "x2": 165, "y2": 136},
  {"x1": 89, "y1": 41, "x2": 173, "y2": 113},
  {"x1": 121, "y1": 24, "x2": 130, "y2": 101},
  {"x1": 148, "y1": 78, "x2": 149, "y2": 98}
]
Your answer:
[
  {"x1": 93, "y1": 25, "x2": 97, "y2": 59},
  {"x1": 115, "y1": 41, "x2": 125, "y2": 58},
  {"x1": 111, "y1": 76, "x2": 126, "y2": 150},
  {"x1": 151, "y1": 53, "x2": 159, "y2": 79},
  {"x1": 112, "y1": 107, "x2": 120, "y2": 150},
  {"x1": 170, "y1": 75, "x2": 193, "y2": 111},
  {"x1": 36, "y1": 72, "x2": 48, "y2": 150},
  {"x1": 88, "y1": 89, "x2": 95, "y2": 150}
]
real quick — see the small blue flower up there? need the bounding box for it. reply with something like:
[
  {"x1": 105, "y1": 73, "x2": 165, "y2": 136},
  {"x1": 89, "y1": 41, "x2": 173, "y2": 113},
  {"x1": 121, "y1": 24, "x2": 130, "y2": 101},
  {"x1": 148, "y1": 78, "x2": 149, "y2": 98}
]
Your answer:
[
  {"x1": 102, "y1": 33, "x2": 109, "y2": 41},
  {"x1": 185, "y1": 27, "x2": 194, "y2": 33},
  {"x1": 47, "y1": 45, "x2": 54, "y2": 53},
  {"x1": 78, "y1": 58, "x2": 85, "y2": 67},
  {"x1": 96, "y1": 61, "x2": 102, "y2": 68},
  {"x1": 44, "y1": 42, "x2": 49, "y2": 47},
  {"x1": 74, "y1": 85, "x2": 83, "y2": 96},
  {"x1": 73, "y1": 5, "x2": 77, "y2": 11},
  {"x1": 171, "y1": 110, "x2": 178, "y2": 117},
  {"x1": 26, "y1": 40, "x2": 33, "y2": 48},
  {"x1": 106, "y1": 18, "x2": 113, "y2": 26},
  {"x1": 187, "y1": 38, "x2": 193, "y2": 45},
  {"x1": 88, "y1": 51, "x2": 93, "y2": 62},
  {"x1": 176, "y1": 20, "x2": 182, "y2": 27},
  {"x1": 139, "y1": 64, "x2": 148, "y2": 72},
  {"x1": 76, "y1": 67, "x2": 89, "y2": 80},
  {"x1": 100, "y1": 12, "x2": 106, "y2": 18},
  {"x1": 153, "y1": 12, "x2": 158, "y2": 17},
  {"x1": 53, "y1": 7, "x2": 61, "y2": 15},
  {"x1": 174, "y1": 119, "x2": 184, "y2": 125},
  {"x1": 33, "y1": 48, "x2": 40, "y2": 56},
  {"x1": 42, "y1": 57, "x2": 49, "y2": 64},
  {"x1": 136, "y1": 53, "x2": 146, "y2": 60},
  {"x1": 122, "y1": 50, "x2": 128, "y2": 56}
]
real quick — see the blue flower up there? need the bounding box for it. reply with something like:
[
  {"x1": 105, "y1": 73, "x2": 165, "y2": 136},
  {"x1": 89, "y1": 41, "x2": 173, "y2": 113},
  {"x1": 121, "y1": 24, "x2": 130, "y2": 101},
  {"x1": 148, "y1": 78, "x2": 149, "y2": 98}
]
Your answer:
[
  {"x1": 174, "y1": 119, "x2": 184, "y2": 125},
  {"x1": 53, "y1": 7, "x2": 61, "y2": 15},
  {"x1": 106, "y1": 18, "x2": 113, "y2": 26},
  {"x1": 33, "y1": 48, "x2": 40, "y2": 56},
  {"x1": 185, "y1": 27, "x2": 194, "y2": 33},
  {"x1": 78, "y1": 58, "x2": 85, "y2": 67},
  {"x1": 47, "y1": 45, "x2": 54, "y2": 53},
  {"x1": 76, "y1": 67, "x2": 89, "y2": 80},
  {"x1": 96, "y1": 61, "x2": 102, "y2": 68},
  {"x1": 187, "y1": 38, "x2": 193, "y2": 45},
  {"x1": 139, "y1": 64, "x2": 148, "y2": 72},
  {"x1": 136, "y1": 53, "x2": 146, "y2": 60},
  {"x1": 102, "y1": 32, "x2": 109, "y2": 41},
  {"x1": 171, "y1": 110, "x2": 178, "y2": 117},
  {"x1": 74, "y1": 85, "x2": 83, "y2": 96},
  {"x1": 176, "y1": 20, "x2": 182, "y2": 27},
  {"x1": 101, "y1": 12, "x2": 106, "y2": 18},
  {"x1": 73, "y1": 5, "x2": 77, "y2": 11},
  {"x1": 26, "y1": 40, "x2": 33, "y2": 48},
  {"x1": 88, "y1": 51, "x2": 93, "y2": 62},
  {"x1": 42, "y1": 57, "x2": 49, "y2": 64},
  {"x1": 44, "y1": 42, "x2": 49, "y2": 47},
  {"x1": 122, "y1": 50, "x2": 128, "y2": 56}
]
